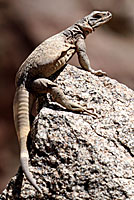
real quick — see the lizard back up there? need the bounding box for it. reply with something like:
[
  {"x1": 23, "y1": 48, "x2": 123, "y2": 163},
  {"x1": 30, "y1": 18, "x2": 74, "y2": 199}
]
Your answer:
[{"x1": 15, "y1": 33, "x2": 76, "y2": 87}]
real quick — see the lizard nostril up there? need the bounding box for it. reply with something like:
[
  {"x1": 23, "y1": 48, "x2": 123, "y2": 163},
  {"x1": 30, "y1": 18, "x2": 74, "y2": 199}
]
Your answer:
[{"x1": 107, "y1": 11, "x2": 112, "y2": 17}]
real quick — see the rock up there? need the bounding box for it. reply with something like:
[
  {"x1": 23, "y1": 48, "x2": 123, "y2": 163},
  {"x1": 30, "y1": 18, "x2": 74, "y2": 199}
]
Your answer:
[{"x1": 0, "y1": 65, "x2": 134, "y2": 199}]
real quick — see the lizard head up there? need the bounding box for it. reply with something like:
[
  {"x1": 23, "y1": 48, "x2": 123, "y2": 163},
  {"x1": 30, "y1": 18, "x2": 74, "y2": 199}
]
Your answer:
[{"x1": 77, "y1": 11, "x2": 112, "y2": 34}]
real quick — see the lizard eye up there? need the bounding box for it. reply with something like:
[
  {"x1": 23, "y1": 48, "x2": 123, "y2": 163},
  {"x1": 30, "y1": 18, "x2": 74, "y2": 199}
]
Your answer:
[{"x1": 93, "y1": 14, "x2": 102, "y2": 19}]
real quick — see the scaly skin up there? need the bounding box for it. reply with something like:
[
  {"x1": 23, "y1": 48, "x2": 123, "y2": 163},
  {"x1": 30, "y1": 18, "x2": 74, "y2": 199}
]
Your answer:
[{"x1": 13, "y1": 11, "x2": 112, "y2": 193}]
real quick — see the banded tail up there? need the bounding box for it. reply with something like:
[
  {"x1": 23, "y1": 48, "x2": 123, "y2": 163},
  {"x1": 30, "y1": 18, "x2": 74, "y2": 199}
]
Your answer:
[{"x1": 13, "y1": 85, "x2": 42, "y2": 193}]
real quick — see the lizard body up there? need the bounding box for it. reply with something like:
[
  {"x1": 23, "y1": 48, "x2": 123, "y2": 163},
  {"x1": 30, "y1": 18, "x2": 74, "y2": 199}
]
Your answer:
[{"x1": 13, "y1": 11, "x2": 112, "y2": 193}]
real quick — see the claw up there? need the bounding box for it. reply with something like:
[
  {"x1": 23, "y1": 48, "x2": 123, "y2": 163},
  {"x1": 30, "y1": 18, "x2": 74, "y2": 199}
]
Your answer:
[
  {"x1": 83, "y1": 108, "x2": 98, "y2": 118},
  {"x1": 92, "y1": 70, "x2": 107, "y2": 76}
]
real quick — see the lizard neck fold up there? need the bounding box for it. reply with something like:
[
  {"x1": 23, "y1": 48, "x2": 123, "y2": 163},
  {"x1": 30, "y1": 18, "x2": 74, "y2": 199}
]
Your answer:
[{"x1": 63, "y1": 24, "x2": 86, "y2": 42}]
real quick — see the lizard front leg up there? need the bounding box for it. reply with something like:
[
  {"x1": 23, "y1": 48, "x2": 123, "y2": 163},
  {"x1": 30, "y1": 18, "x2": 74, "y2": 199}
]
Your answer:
[
  {"x1": 76, "y1": 38, "x2": 106, "y2": 76},
  {"x1": 30, "y1": 78, "x2": 97, "y2": 117}
]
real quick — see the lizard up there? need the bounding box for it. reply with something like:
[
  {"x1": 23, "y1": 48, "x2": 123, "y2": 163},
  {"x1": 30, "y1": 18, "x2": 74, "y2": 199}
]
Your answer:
[{"x1": 13, "y1": 10, "x2": 112, "y2": 193}]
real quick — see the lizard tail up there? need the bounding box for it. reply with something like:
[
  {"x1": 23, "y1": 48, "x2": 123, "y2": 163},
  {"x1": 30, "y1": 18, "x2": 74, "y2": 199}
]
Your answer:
[{"x1": 13, "y1": 85, "x2": 42, "y2": 193}]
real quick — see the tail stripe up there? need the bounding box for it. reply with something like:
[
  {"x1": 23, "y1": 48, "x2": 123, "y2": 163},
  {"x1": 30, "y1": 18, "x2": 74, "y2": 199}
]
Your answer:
[{"x1": 13, "y1": 85, "x2": 42, "y2": 193}]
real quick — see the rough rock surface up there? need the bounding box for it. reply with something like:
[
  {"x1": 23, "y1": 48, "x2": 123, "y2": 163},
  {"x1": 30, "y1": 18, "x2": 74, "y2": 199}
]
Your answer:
[
  {"x1": 0, "y1": 65, "x2": 134, "y2": 199},
  {"x1": 1, "y1": 0, "x2": 134, "y2": 193}
]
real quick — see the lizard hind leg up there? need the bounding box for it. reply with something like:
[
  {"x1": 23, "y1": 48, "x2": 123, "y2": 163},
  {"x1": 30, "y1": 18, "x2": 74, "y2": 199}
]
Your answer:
[
  {"x1": 52, "y1": 92, "x2": 98, "y2": 117},
  {"x1": 30, "y1": 78, "x2": 97, "y2": 117}
]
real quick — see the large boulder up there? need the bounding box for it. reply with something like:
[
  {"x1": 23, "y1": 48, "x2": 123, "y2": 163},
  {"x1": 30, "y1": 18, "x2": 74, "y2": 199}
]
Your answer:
[{"x1": 1, "y1": 65, "x2": 134, "y2": 199}]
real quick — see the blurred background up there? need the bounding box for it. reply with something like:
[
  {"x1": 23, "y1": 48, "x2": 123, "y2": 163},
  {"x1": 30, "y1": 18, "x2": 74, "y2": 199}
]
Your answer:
[{"x1": 0, "y1": 0, "x2": 134, "y2": 192}]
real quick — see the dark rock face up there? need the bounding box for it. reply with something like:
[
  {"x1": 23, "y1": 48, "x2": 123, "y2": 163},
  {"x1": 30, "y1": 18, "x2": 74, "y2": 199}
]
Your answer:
[{"x1": 1, "y1": 65, "x2": 134, "y2": 199}]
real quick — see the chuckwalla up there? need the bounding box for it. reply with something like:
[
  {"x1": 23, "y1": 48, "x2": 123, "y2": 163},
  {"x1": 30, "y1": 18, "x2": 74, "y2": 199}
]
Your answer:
[{"x1": 13, "y1": 11, "x2": 112, "y2": 193}]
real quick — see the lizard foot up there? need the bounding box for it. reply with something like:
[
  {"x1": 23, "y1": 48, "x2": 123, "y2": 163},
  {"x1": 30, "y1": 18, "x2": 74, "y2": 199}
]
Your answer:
[
  {"x1": 66, "y1": 102, "x2": 98, "y2": 117},
  {"x1": 82, "y1": 107, "x2": 98, "y2": 117}
]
